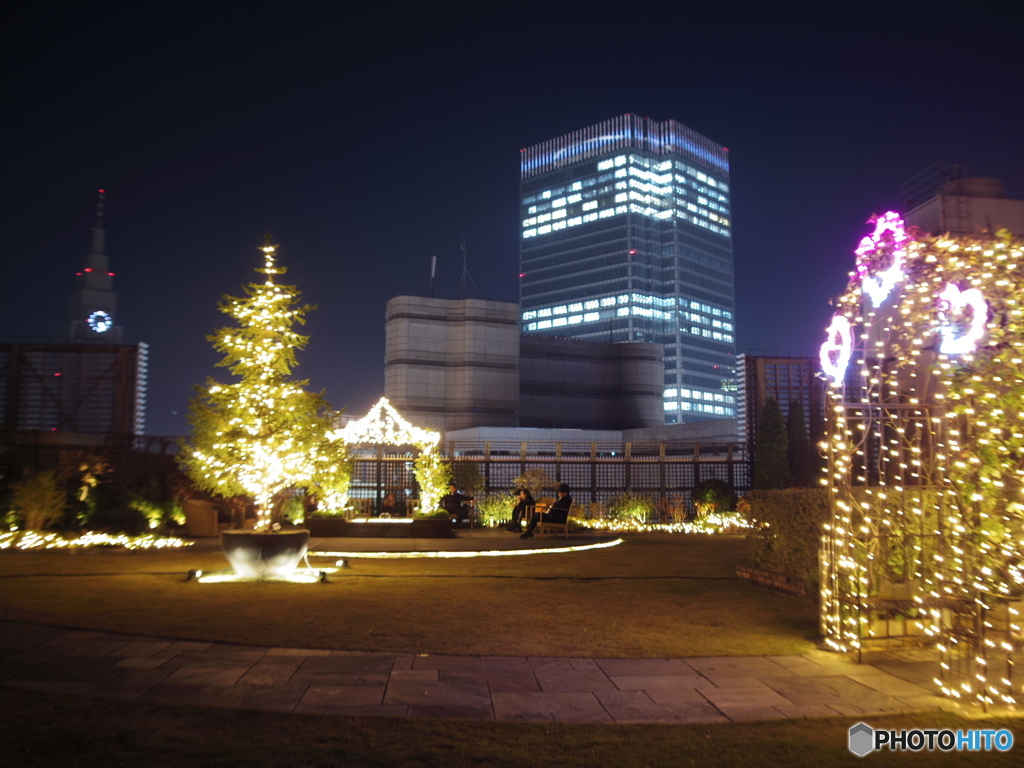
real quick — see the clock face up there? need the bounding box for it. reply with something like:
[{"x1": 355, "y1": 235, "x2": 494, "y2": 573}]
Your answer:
[{"x1": 87, "y1": 310, "x2": 113, "y2": 333}]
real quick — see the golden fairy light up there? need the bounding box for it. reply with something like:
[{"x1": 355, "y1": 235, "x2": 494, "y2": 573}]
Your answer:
[
  {"x1": 820, "y1": 217, "x2": 1023, "y2": 710},
  {"x1": 181, "y1": 239, "x2": 351, "y2": 530}
]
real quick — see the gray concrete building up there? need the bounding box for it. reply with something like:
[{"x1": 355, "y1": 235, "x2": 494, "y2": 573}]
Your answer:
[
  {"x1": 904, "y1": 170, "x2": 1024, "y2": 237},
  {"x1": 385, "y1": 296, "x2": 665, "y2": 432},
  {"x1": 384, "y1": 296, "x2": 520, "y2": 431},
  {"x1": 519, "y1": 335, "x2": 663, "y2": 430}
]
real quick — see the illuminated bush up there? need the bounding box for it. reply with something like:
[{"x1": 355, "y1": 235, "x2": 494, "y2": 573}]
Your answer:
[{"x1": 607, "y1": 493, "x2": 658, "y2": 524}]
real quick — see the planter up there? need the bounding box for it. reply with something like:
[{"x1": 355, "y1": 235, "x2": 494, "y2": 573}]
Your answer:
[
  {"x1": 304, "y1": 516, "x2": 453, "y2": 538},
  {"x1": 345, "y1": 518, "x2": 453, "y2": 538},
  {"x1": 303, "y1": 516, "x2": 348, "y2": 538},
  {"x1": 183, "y1": 498, "x2": 230, "y2": 538},
  {"x1": 220, "y1": 529, "x2": 310, "y2": 579}
]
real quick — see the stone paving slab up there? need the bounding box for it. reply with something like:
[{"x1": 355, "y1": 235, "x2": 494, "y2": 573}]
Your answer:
[
  {"x1": 298, "y1": 684, "x2": 386, "y2": 710},
  {"x1": 384, "y1": 678, "x2": 491, "y2": 708},
  {"x1": 411, "y1": 654, "x2": 482, "y2": 671},
  {"x1": 407, "y1": 703, "x2": 494, "y2": 720},
  {"x1": 390, "y1": 669, "x2": 439, "y2": 682},
  {"x1": 594, "y1": 658, "x2": 697, "y2": 676},
  {"x1": 534, "y1": 666, "x2": 617, "y2": 693},
  {"x1": 93, "y1": 666, "x2": 178, "y2": 700},
  {"x1": 2, "y1": 619, "x2": 1020, "y2": 724},
  {"x1": 440, "y1": 669, "x2": 542, "y2": 693},
  {"x1": 238, "y1": 659, "x2": 303, "y2": 685},
  {"x1": 491, "y1": 691, "x2": 610, "y2": 722},
  {"x1": 610, "y1": 674, "x2": 715, "y2": 691},
  {"x1": 289, "y1": 672, "x2": 389, "y2": 687}
]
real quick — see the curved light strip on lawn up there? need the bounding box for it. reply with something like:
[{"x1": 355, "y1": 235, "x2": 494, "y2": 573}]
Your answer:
[{"x1": 310, "y1": 538, "x2": 624, "y2": 559}]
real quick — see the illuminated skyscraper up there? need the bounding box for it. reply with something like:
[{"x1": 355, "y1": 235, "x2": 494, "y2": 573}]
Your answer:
[{"x1": 519, "y1": 114, "x2": 736, "y2": 423}]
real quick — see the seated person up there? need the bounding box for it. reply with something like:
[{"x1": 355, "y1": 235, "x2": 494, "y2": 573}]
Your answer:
[
  {"x1": 504, "y1": 487, "x2": 535, "y2": 533},
  {"x1": 439, "y1": 483, "x2": 474, "y2": 523},
  {"x1": 378, "y1": 491, "x2": 405, "y2": 517},
  {"x1": 521, "y1": 483, "x2": 572, "y2": 539}
]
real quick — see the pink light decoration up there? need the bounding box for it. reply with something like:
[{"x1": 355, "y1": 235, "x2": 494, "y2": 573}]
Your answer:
[
  {"x1": 937, "y1": 283, "x2": 988, "y2": 355},
  {"x1": 855, "y1": 211, "x2": 910, "y2": 307},
  {"x1": 820, "y1": 314, "x2": 853, "y2": 385}
]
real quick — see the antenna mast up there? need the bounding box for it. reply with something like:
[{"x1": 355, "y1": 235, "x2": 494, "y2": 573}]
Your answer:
[{"x1": 458, "y1": 236, "x2": 478, "y2": 299}]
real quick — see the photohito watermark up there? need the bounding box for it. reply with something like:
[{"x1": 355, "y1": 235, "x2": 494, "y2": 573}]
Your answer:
[{"x1": 848, "y1": 722, "x2": 1014, "y2": 757}]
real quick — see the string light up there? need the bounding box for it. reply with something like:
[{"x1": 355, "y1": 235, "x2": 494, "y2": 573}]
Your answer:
[
  {"x1": 310, "y1": 538, "x2": 625, "y2": 559},
  {"x1": 330, "y1": 397, "x2": 444, "y2": 513},
  {"x1": 181, "y1": 240, "x2": 352, "y2": 531},
  {"x1": 0, "y1": 531, "x2": 192, "y2": 550},
  {"x1": 821, "y1": 216, "x2": 1023, "y2": 710}
]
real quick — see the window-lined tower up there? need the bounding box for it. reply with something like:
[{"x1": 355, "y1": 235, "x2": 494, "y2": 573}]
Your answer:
[{"x1": 519, "y1": 114, "x2": 736, "y2": 422}]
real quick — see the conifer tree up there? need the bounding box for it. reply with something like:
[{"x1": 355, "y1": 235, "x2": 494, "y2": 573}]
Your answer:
[
  {"x1": 786, "y1": 400, "x2": 817, "y2": 486},
  {"x1": 181, "y1": 239, "x2": 350, "y2": 530},
  {"x1": 753, "y1": 397, "x2": 792, "y2": 489}
]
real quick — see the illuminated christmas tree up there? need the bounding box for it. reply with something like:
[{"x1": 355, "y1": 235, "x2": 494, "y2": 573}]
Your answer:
[{"x1": 182, "y1": 239, "x2": 350, "y2": 530}]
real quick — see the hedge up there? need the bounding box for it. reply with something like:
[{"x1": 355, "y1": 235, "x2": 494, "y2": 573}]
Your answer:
[{"x1": 740, "y1": 488, "x2": 829, "y2": 588}]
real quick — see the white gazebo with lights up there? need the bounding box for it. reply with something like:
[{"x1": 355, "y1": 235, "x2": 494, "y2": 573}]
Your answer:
[{"x1": 331, "y1": 397, "x2": 445, "y2": 514}]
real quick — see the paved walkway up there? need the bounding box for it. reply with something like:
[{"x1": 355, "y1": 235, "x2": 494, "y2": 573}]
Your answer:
[{"x1": 2, "y1": 620, "x2": 993, "y2": 723}]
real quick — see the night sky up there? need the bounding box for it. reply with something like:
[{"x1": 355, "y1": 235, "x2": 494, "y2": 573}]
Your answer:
[{"x1": 5, "y1": 5, "x2": 1022, "y2": 437}]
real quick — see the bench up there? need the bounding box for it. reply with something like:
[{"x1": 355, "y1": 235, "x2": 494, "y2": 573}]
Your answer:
[{"x1": 533, "y1": 500, "x2": 573, "y2": 540}]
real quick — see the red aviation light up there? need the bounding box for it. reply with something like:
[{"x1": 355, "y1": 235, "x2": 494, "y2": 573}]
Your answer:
[{"x1": 84, "y1": 268, "x2": 92, "y2": 272}]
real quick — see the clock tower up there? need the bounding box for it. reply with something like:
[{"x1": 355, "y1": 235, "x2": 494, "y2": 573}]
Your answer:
[{"x1": 70, "y1": 189, "x2": 122, "y2": 342}]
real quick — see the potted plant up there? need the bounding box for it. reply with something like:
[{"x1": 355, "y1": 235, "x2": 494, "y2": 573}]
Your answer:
[{"x1": 180, "y1": 238, "x2": 350, "y2": 578}]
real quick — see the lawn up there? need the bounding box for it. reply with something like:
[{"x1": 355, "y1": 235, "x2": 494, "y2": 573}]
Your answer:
[{"x1": 0, "y1": 534, "x2": 817, "y2": 657}]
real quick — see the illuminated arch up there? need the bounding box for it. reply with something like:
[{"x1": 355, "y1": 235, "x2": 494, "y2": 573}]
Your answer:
[{"x1": 330, "y1": 398, "x2": 445, "y2": 513}]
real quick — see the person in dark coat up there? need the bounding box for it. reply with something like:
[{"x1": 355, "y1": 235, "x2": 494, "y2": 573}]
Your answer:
[
  {"x1": 439, "y1": 483, "x2": 474, "y2": 523},
  {"x1": 505, "y1": 488, "x2": 535, "y2": 533},
  {"x1": 521, "y1": 483, "x2": 572, "y2": 539}
]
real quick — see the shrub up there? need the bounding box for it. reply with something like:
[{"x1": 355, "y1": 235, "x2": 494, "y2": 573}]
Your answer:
[
  {"x1": 476, "y1": 491, "x2": 515, "y2": 527},
  {"x1": 786, "y1": 401, "x2": 818, "y2": 486},
  {"x1": 83, "y1": 483, "x2": 148, "y2": 534},
  {"x1": 741, "y1": 488, "x2": 829, "y2": 589},
  {"x1": 415, "y1": 509, "x2": 450, "y2": 519},
  {"x1": 606, "y1": 493, "x2": 658, "y2": 524},
  {"x1": 11, "y1": 470, "x2": 66, "y2": 530},
  {"x1": 513, "y1": 468, "x2": 554, "y2": 499},
  {"x1": 692, "y1": 478, "x2": 736, "y2": 517},
  {"x1": 129, "y1": 497, "x2": 185, "y2": 529},
  {"x1": 660, "y1": 496, "x2": 688, "y2": 524},
  {"x1": 754, "y1": 398, "x2": 792, "y2": 489},
  {"x1": 451, "y1": 461, "x2": 484, "y2": 496}
]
